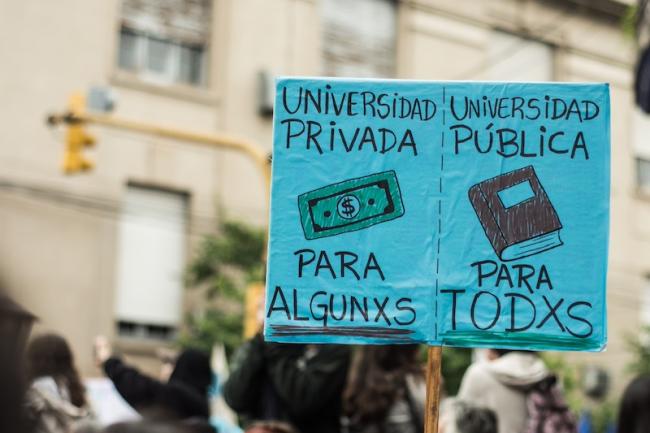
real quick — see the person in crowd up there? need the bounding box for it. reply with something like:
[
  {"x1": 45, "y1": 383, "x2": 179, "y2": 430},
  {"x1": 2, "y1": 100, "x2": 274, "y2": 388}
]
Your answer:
[
  {"x1": 457, "y1": 349, "x2": 575, "y2": 433},
  {"x1": 94, "y1": 336, "x2": 211, "y2": 421},
  {"x1": 223, "y1": 332, "x2": 350, "y2": 433},
  {"x1": 0, "y1": 294, "x2": 37, "y2": 433},
  {"x1": 616, "y1": 375, "x2": 650, "y2": 433},
  {"x1": 342, "y1": 345, "x2": 425, "y2": 433},
  {"x1": 438, "y1": 398, "x2": 497, "y2": 433},
  {"x1": 25, "y1": 333, "x2": 95, "y2": 433},
  {"x1": 244, "y1": 421, "x2": 298, "y2": 433},
  {"x1": 102, "y1": 419, "x2": 215, "y2": 433},
  {"x1": 157, "y1": 349, "x2": 177, "y2": 382}
]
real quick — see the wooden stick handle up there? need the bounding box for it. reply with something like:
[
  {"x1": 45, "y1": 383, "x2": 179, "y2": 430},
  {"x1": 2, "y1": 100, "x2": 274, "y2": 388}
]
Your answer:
[{"x1": 424, "y1": 346, "x2": 443, "y2": 433}]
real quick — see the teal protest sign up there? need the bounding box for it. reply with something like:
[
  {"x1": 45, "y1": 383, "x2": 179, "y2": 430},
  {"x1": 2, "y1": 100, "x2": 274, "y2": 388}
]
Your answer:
[{"x1": 265, "y1": 78, "x2": 609, "y2": 351}]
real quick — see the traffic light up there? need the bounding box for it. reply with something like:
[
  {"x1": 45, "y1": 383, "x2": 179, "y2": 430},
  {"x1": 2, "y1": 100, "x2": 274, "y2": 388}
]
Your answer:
[{"x1": 62, "y1": 92, "x2": 95, "y2": 174}]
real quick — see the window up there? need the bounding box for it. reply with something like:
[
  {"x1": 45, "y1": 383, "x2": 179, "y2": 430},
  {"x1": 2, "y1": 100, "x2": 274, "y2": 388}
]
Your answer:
[
  {"x1": 485, "y1": 31, "x2": 554, "y2": 82},
  {"x1": 321, "y1": 0, "x2": 396, "y2": 78},
  {"x1": 117, "y1": 0, "x2": 211, "y2": 86},
  {"x1": 638, "y1": 158, "x2": 650, "y2": 190},
  {"x1": 633, "y1": 108, "x2": 650, "y2": 191},
  {"x1": 114, "y1": 185, "x2": 188, "y2": 340}
]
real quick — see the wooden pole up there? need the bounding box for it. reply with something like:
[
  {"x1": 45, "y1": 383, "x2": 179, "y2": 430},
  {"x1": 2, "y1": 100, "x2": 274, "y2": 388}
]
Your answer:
[{"x1": 424, "y1": 346, "x2": 443, "y2": 433}]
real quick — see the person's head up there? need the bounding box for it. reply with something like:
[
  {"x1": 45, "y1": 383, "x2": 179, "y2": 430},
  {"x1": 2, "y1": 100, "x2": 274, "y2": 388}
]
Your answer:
[
  {"x1": 439, "y1": 399, "x2": 497, "y2": 433},
  {"x1": 0, "y1": 294, "x2": 35, "y2": 433},
  {"x1": 26, "y1": 333, "x2": 86, "y2": 407},
  {"x1": 355, "y1": 344, "x2": 421, "y2": 372},
  {"x1": 104, "y1": 420, "x2": 214, "y2": 433},
  {"x1": 617, "y1": 375, "x2": 650, "y2": 433},
  {"x1": 169, "y1": 349, "x2": 212, "y2": 396},
  {"x1": 485, "y1": 349, "x2": 513, "y2": 360},
  {"x1": 343, "y1": 345, "x2": 422, "y2": 424},
  {"x1": 245, "y1": 421, "x2": 298, "y2": 433},
  {"x1": 485, "y1": 349, "x2": 537, "y2": 361}
]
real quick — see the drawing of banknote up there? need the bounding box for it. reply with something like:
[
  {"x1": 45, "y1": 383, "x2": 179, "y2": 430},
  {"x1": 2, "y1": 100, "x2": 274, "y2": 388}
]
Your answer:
[{"x1": 298, "y1": 171, "x2": 405, "y2": 240}]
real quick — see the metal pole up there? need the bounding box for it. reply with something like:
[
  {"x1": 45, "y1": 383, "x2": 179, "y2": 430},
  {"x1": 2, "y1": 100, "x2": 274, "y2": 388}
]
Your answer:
[{"x1": 48, "y1": 112, "x2": 271, "y2": 187}]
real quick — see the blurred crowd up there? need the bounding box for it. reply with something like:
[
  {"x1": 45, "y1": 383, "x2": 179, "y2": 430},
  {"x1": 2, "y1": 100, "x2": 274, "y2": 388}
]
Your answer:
[{"x1": 2, "y1": 304, "x2": 650, "y2": 433}]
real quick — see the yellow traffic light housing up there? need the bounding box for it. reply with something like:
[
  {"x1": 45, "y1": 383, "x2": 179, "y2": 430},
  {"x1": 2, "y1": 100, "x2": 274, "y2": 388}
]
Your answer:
[{"x1": 62, "y1": 93, "x2": 95, "y2": 174}]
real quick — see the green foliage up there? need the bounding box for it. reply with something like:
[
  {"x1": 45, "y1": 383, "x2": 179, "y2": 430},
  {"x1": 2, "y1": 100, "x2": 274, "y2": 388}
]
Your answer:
[
  {"x1": 180, "y1": 221, "x2": 266, "y2": 355},
  {"x1": 591, "y1": 399, "x2": 618, "y2": 433},
  {"x1": 185, "y1": 221, "x2": 266, "y2": 288},
  {"x1": 541, "y1": 353, "x2": 580, "y2": 410},
  {"x1": 621, "y1": 5, "x2": 638, "y2": 40},
  {"x1": 178, "y1": 310, "x2": 244, "y2": 354},
  {"x1": 441, "y1": 347, "x2": 472, "y2": 395},
  {"x1": 625, "y1": 325, "x2": 650, "y2": 376},
  {"x1": 542, "y1": 353, "x2": 617, "y2": 433}
]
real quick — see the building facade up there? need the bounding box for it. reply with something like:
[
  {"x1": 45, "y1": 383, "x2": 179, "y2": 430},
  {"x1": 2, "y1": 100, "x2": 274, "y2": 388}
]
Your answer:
[{"x1": 0, "y1": 0, "x2": 644, "y2": 395}]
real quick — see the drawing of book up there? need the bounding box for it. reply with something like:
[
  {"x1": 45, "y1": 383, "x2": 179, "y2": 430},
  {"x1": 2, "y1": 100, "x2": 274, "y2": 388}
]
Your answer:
[{"x1": 468, "y1": 165, "x2": 563, "y2": 261}]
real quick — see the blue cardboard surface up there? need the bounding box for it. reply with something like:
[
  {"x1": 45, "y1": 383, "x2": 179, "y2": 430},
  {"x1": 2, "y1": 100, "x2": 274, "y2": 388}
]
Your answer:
[{"x1": 265, "y1": 78, "x2": 609, "y2": 351}]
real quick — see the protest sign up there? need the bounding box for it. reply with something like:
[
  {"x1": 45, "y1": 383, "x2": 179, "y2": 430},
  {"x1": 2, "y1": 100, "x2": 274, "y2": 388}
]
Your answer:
[{"x1": 265, "y1": 78, "x2": 609, "y2": 352}]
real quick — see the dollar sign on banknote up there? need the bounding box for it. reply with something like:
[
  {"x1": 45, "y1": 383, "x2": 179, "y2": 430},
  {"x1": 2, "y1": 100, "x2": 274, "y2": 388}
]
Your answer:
[
  {"x1": 298, "y1": 171, "x2": 405, "y2": 240},
  {"x1": 337, "y1": 195, "x2": 360, "y2": 219}
]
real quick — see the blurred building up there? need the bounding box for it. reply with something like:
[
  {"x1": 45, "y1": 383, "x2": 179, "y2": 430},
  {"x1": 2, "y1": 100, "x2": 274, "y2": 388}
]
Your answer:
[{"x1": 0, "y1": 0, "x2": 644, "y2": 395}]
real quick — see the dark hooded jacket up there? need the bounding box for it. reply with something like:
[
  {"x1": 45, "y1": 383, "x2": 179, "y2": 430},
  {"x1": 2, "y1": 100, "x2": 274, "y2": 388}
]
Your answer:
[
  {"x1": 104, "y1": 349, "x2": 211, "y2": 421},
  {"x1": 223, "y1": 333, "x2": 350, "y2": 433}
]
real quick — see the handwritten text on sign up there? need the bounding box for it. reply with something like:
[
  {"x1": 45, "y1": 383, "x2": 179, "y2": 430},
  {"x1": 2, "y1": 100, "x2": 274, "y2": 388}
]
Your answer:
[{"x1": 265, "y1": 79, "x2": 609, "y2": 351}]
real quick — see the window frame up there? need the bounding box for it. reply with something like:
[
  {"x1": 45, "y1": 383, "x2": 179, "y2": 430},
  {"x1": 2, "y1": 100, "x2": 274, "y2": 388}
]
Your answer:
[
  {"x1": 636, "y1": 157, "x2": 650, "y2": 193},
  {"x1": 110, "y1": 0, "x2": 222, "y2": 105},
  {"x1": 484, "y1": 29, "x2": 555, "y2": 82},
  {"x1": 321, "y1": 0, "x2": 398, "y2": 78},
  {"x1": 117, "y1": 25, "x2": 207, "y2": 87}
]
